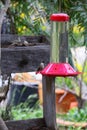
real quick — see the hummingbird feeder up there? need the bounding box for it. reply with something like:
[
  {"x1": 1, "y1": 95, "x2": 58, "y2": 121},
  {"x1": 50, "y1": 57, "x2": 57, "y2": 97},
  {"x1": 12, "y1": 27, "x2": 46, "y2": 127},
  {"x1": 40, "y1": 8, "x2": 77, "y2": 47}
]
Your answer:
[{"x1": 40, "y1": 13, "x2": 80, "y2": 77}]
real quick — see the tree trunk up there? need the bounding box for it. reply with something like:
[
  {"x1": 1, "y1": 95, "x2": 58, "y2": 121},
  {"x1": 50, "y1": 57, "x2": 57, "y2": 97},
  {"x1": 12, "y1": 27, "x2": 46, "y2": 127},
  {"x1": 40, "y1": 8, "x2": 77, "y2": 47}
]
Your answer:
[
  {"x1": 0, "y1": 1, "x2": 10, "y2": 130},
  {"x1": 0, "y1": 118, "x2": 8, "y2": 130},
  {"x1": 0, "y1": 0, "x2": 10, "y2": 74}
]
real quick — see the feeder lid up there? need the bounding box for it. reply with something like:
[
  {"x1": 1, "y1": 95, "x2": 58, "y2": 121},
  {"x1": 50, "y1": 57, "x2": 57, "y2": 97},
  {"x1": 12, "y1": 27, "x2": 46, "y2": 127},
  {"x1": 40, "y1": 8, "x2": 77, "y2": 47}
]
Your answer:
[
  {"x1": 50, "y1": 13, "x2": 69, "y2": 22},
  {"x1": 40, "y1": 63, "x2": 81, "y2": 77}
]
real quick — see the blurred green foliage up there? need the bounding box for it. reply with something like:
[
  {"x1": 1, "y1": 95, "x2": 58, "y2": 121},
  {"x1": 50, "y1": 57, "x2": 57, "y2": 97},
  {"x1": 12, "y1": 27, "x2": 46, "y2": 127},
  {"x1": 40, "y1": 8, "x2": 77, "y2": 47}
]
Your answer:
[
  {"x1": 66, "y1": 107, "x2": 87, "y2": 122},
  {"x1": 0, "y1": 94, "x2": 43, "y2": 120},
  {"x1": 1, "y1": 0, "x2": 87, "y2": 47}
]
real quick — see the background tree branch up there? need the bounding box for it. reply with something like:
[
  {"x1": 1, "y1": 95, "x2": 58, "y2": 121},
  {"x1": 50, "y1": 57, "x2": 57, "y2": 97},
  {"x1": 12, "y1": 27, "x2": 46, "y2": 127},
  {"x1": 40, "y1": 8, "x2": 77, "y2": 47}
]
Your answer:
[
  {"x1": 0, "y1": 0, "x2": 10, "y2": 74},
  {"x1": 0, "y1": 118, "x2": 8, "y2": 130},
  {"x1": 0, "y1": 1, "x2": 10, "y2": 129},
  {"x1": 0, "y1": 0, "x2": 10, "y2": 29}
]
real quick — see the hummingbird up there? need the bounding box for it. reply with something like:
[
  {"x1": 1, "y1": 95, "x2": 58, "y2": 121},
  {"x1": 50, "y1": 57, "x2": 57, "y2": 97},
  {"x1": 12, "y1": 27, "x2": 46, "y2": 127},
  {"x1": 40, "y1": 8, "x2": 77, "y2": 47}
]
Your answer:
[{"x1": 36, "y1": 61, "x2": 44, "y2": 74}]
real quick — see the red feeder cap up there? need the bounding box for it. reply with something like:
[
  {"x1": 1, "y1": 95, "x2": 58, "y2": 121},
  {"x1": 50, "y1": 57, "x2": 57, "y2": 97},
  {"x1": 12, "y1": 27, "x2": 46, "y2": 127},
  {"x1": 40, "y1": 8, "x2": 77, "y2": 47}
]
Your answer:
[
  {"x1": 50, "y1": 13, "x2": 69, "y2": 22},
  {"x1": 40, "y1": 63, "x2": 81, "y2": 77}
]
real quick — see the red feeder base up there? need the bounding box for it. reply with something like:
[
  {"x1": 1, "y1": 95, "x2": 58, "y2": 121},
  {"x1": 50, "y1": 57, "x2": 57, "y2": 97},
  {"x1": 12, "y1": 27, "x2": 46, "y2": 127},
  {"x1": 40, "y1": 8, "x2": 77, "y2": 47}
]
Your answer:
[{"x1": 40, "y1": 63, "x2": 81, "y2": 77}]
